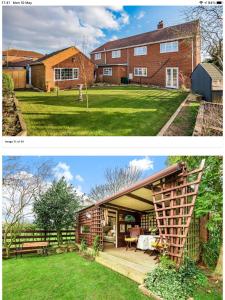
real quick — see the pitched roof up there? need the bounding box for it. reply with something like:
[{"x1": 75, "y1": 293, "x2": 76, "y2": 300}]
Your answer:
[
  {"x1": 3, "y1": 59, "x2": 33, "y2": 68},
  {"x1": 77, "y1": 162, "x2": 184, "y2": 213},
  {"x1": 32, "y1": 46, "x2": 72, "y2": 64},
  {"x1": 91, "y1": 20, "x2": 199, "y2": 53},
  {"x1": 2, "y1": 49, "x2": 43, "y2": 58},
  {"x1": 200, "y1": 63, "x2": 223, "y2": 80},
  {"x1": 31, "y1": 46, "x2": 94, "y2": 67}
]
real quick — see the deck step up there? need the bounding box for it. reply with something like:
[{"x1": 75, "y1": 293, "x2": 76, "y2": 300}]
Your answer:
[{"x1": 96, "y1": 251, "x2": 148, "y2": 284}]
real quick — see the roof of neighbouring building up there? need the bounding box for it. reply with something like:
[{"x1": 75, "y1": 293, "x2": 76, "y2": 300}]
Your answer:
[
  {"x1": 199, "y1": 63, "x2": 223, "y2": 80},
  {"x1": 91, "y1": 20, "x2": 200, "y2": 53},
  {"x1": 32, "y1": 46, "x2": 72, "y2": 64},
  {"x1": 3, "y1": 59, "x2": 33, "y2": 68},
  {"x1": 2, "y1": 49, "x2": 43, "y2": 58},
  {"x1": 30, "y1": 46, "x2": 94, "y2": 67}
]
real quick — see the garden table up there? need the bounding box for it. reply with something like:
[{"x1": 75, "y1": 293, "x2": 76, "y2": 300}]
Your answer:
[{"x1": 137, "y1": 235, "x2": 159, "y2": 250}]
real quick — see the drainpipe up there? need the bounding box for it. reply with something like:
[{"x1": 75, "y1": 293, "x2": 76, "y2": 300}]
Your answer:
[
  {"x1": 191, "y1": 38, "x2": 194, "y2": 72},
  {"x1": 104, "y1": 48, "x2": 106, "y2": 65},
  {"x1": 127, "y1": 48, "x2": 129, "y2": 78}
]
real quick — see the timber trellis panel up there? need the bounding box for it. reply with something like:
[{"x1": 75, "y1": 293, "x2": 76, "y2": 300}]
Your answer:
[
  {"x1": 77, "y1": 207, "x2": 103, "y2": 248},
  {"x1": 152, "y1": 160, "x2": 205, "y2": 265}
]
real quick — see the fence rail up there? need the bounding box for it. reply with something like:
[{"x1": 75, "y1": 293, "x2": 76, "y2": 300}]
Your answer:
[{"x1": 3, "y1": 229, "x2": 75, "y2": 256}]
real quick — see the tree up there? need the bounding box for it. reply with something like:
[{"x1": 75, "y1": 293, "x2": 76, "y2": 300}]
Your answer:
[
  {"x1": 167, "y1": 156, "x2": 222, "y2": 277},
  {"x1": 183, "y1": 6, "x2": 223, "y2": 69},
  {"x1": 89, "y1": 166, "x2": 143, "y2": 202},
  {"x1": 2, "y1": 157, "x2": 53, "y2": 258},
  {"x1": 33, "y1": 177, "x2": 81, "y2": 245}
]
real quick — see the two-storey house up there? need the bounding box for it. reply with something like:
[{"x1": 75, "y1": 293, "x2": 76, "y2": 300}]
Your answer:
[{"x1": 90, "y1": 20, "x2": 201, "y2": 88}]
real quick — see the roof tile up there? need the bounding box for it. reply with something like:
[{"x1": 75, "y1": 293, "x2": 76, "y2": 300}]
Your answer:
[{"x1": 91, "y1": 20, "x2": 199, "y2": 53}]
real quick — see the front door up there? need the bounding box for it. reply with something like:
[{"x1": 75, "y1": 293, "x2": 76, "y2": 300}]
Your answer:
[{"x1": 166, "y1": 67, "x2": 178, "y2": 88}]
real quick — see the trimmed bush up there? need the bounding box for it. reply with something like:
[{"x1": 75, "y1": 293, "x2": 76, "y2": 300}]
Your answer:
[{"x1": 3, "y1": 73, "x2": 14, "y2": 95}]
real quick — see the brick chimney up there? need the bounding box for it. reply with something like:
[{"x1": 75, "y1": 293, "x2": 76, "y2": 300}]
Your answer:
[{"x1": 157, "y1": 20, "x2": 164, "y2": 30}]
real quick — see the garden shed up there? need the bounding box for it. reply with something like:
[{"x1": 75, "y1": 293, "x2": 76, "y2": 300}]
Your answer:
[
  {"x1": 191, "y1": 63, "x2": 223, "y2": 102},
  {"x1": 76, "y1": 161, "x2": 205, "y2": 266}
]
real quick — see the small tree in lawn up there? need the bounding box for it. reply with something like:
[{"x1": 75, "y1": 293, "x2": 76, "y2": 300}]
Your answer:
[{"x1": 33, "y1": 177, "x2": 81, "y2": 245}]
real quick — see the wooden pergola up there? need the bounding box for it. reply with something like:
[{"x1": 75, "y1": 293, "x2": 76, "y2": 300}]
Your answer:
[{"x1": 76, "y1": 160, "x2": 205, "y2": 265}]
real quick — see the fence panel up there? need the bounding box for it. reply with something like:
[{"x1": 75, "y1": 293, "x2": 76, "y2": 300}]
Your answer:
[
  {"x1": 3, "y1": 69, "x2": 27, "y2": 89},
  {"x1": 2, "y1": 229, "x2": 75, "y2": 256}
]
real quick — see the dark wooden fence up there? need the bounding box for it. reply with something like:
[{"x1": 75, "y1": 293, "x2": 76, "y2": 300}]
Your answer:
[{"x1": 3, "y1": 229, "x2": 75, "y2": 256}]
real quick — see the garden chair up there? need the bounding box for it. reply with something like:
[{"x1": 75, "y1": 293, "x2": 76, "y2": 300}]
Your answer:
[
  {"x1": 151, "y1": 237, "x2": 168, "y2": 261},
  {"x1": 125, "y1": 227, "x2": 143, "y2": 251}
]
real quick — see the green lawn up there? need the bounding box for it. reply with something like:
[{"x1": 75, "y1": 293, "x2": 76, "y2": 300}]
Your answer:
[
  {"x1": 3, "y1": 252, "x2": 149, "y2": 300},
  {"x1": 3, "y1": 252, "x2": 222, "y2": 300},
  {"x1": 16, "y1": 86, "x2": 187, "y2": 136}
]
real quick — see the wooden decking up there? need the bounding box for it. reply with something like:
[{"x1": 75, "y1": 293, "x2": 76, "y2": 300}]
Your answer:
[{"x1": 95, "y1": 247, "x2": 157, "y2": 284}]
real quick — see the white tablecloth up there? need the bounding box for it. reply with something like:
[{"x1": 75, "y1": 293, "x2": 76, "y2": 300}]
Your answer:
[{"x1": 137, "y1": 235, "x2": 159, "y2": 250}]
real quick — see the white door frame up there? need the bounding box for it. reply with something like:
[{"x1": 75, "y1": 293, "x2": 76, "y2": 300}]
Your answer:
[
  {"x1": 105, "y1": 208, "x2": 118, "y2": 248},
  {"x1": 166, "y1": 67, "x2": 179, "y2": 89}
]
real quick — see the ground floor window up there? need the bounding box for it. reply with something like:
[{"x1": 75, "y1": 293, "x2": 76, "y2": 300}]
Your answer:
[
  {"x1": 134, "y1": 67, "x2": 147, "y2": 77},
  {"x1": 166, "y1": 67, "x2": 179, "y2": 88},
  {"x1": 54, "y1": 68, "x2": 79, "y2": 81},
  {"x1": 103, "y1": 68, "x2": 112, "y2": 76}
]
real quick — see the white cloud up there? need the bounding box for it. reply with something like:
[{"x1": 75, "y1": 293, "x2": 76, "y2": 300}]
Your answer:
[
  {"x1": 110, "y1": 35, "x2": 118, "y2": 41},
  {"x1": 53, "y1": 162, "x2": 73, "y2": 182},
  {"x1": 3, "y1": 6, "x2": 129, "y2": 54},
  {"x1": 119, "y1": 12, "x2": 129, "y2": 25},
  {"x1": 136, "y1": 11, "x2": 145, "y2": 20},
  {"x1": 75, "y1": 174, "x2": 84, "y2": 182},
  {"x1": 129, "y1": 157, "x2": 154, "y2": 171}
]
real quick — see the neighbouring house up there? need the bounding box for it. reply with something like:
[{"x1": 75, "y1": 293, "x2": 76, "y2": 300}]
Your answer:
[
  {"x1": 2, "y1": 48, "x2": 43, "y2": 66},
  {"x1": 76, "y1": 161, "x2": 206, "y2": 274},
  {"x1": 90, "y1": 20, "x2": 201, "y2": 88},
  {"x1": 2, "y1": 49, "x2": 44, "y2": 87},
  {"x1": 191, "y1": 63, "x2": 223, "y2": 102},
  {"x1": 30, "y1": 46, "x2": 95, "y2": 92}
]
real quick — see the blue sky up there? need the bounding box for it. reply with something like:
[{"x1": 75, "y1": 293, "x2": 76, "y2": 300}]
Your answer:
[
  {"x1": 3, "y1": 6, "x2": 190, "y2": 54},
  {"x1": 3, "y1": 156, "x2": 168, "y2": 196}
]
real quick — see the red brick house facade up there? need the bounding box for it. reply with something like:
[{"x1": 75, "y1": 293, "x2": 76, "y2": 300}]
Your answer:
[
  {"x1": 31, "y1": 46, "x2": 94, "y2": 92},
  {"x1": 91, "y1": 20, "x2": 201, "y2": 88}
]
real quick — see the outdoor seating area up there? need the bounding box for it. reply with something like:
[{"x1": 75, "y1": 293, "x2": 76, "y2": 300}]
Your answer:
[
  {"x1": 76, "y1": 161, "x2": 205, "y2": 266},
  {"x1": 15, "y1": 242, "x2": 49, "y2": 258}
]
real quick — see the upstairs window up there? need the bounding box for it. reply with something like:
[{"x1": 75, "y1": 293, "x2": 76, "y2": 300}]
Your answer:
[
  {"x1": 103, "y1": 68, "x2": 112, "y2": 76},
  {"x1": 112, "y1": 50, "x2": 121, "y2": 58},
  {"x1": 54, "y1": 68, "x2": 79, "y2": 81},
  {"x1": 134, "y1": 67, "x2": 147, "y2": 77},
  {"x1": 160, "y1": 41, "x2": 178, "y2": 53},
  {"x1": 134, "y1": 46, "x2": 147, "y2": 56},
  {"x1": 95, "y1": 53, "x2": 101, "y2": 60}
]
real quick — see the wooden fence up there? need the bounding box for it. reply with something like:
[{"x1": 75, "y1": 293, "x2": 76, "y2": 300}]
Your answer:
[
  {"x1": 3, "y1": 229, "x2": 75, "y2": 256},
  {"x1": 3, "y1": 69, "x2": 27, "y2": 89}
]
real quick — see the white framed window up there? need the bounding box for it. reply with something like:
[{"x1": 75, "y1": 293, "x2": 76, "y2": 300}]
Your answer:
[
  {"x1": 134, "y1": 46, "x2": 147, "y2": 56},
  {"x1": 112, "y1": 50, "x2": 121, "y2": 58},
  {"x1": 134, "y1": 67, "x2": 147, "y2": 77},
  {"x1": 95, "y1": 53, "x2": 101, "y2": 60},
  {"x1": 54, "y1": 68, "x2": 79, "y2": 81},
  {"x1": 103, "y1": 68, "x2": 112, "y2": 76},
  {"x1": 160, "y1": 41, "x2": 178, "y2": 53}
]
